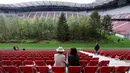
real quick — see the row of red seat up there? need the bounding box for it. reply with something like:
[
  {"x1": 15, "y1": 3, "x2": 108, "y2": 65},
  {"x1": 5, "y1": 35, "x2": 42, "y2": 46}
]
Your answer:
[
  {"x1": 0, "y1": 60, "x2": 109, "y2": 67},
  {"x1": 0, "y1": 66, "x2": 129, "y2": 73},
  {"x1": 0, "y1": 56, "x2": 54, "y2": 61},
  {"x1": 0, "y1": 50, "x2": 88, "y2": 58},
  {"x1": 0, "y1": 50, "x2": 59, "y2": 57},
  {"x1": 85, "y1": 50, "x2": 130, "y2": 60},
  {"x1": 0, "y1": 56, "x2": 98, "y2": 61},
  {"x1": 0, "y1": 50, "x2": 93, "y2": 61}
]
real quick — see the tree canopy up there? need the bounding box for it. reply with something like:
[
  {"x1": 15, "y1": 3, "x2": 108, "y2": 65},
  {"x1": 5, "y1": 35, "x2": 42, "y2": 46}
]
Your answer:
[{"x1": 0, "y1": 11, "x2": 113, "y2": 43}]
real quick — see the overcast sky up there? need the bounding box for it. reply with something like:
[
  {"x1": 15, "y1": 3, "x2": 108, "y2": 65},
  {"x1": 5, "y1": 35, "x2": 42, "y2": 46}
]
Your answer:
[{"x1": 0, "y1": 0, "x2": 96, "y2": 4}]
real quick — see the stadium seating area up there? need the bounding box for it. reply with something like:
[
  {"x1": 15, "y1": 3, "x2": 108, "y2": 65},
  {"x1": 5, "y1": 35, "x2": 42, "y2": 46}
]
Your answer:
[
  {"x1": 111, "y1": 13, "x2": 130, "y2": 19},
  {"x1": 0, "y1": 50, "x2": 129, "y2": 73},
  {"x1": 15, "y1": 11, "x2": 130, "y2": 19},
  {"x1": 16, "y1": 12, "x2": 84, "y2": 19},
  {"x1": 86, "y1": 5, "x2": 130, "y2": 16},
  {"x1": 85, "y1": 50, "x2": 130, "y2": 60},
  {"x1": 112, "y1": 21, "x2": 130, "y2": 35}
]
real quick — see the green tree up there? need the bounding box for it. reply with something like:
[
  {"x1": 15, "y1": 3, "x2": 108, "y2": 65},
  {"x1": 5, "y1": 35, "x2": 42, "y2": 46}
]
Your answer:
[
  {"x1": 0, "y1": 16, "x2": 8, "y2": 42},
  {"x1": 88, "y1": 11, "x2": 101, "y2": 39},
  {"x1": 68, "y1": 18, "x2": 81, "y2": 40},
  {"x1": 101, "y1": 15, "x2": 113, "y2": 37},
  {"x1": 57, "y1": 13, "x2": 69, "y2": 41}
]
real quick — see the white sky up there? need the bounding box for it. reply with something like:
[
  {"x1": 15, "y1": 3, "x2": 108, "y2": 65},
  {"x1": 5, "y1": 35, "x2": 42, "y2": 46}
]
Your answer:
[{"x1": 0, "y1": 0, "x2": 96, "y2": 4}]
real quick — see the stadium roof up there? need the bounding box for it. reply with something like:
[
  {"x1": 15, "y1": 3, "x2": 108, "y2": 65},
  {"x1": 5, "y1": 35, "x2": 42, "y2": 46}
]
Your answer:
[{"x1": 0, "y1": 0, "x2": 114, "y2": 8}]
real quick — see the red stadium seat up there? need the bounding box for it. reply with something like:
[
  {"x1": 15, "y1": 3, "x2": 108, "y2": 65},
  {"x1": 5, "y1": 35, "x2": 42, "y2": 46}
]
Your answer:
[
  {"x1": 35, "y1": 60, "x2": 46, "y2": 66},
  {"x1": 46, "y1": 60, "x2": 54, "y2": 66},
  {"x1": 18, "y1": 57, "x2": 26, "y2": 61},
  {"x1": 43, "y1": 57, "x2": 52, "y2": 60},
  {"x1": 24, "y1": 60, "x2": 34, "y2": 65},
  {"x1": 13, "y1": 60, "x2": 23, "y2": 66},
  {"x1": 98, "y1": 60, "x2": 110, "y2": 67},
  {"x1": 10, "y1": 57, "x2": 18, "y2": 60},
  {"x1": 34, "y1": 57, "x2": 42, "y2": 60},
  {"x1": 87, "y1": 60, "x2": 98, "y2": 66},
  {"x1": 84, "y1": 56, "x2": 92, "y2": 61},
  {"x1": 69, "y1": 66, "x2": 81, "y2": 73},
  {"x1": 36, "y1": 66, "x2": 49, "y2": 73},
  {"x1": 80, "y1": 60, "x2": 89, "y2": 67},
  {"x1": 19, "y1": 66, "x2": 36, "y2": 73},
  {"x1": 0, "y1": 67, "x2": 4, "y2": 73},
  {"x1": 113, "y1": 66, "x2": 130, "y2": 73},
  {"x1": 53, "y1": 66, "x2": 65, "y2": 73},
  {"x1": 97, "y1": 66, "x2": 113, "y2": 73},
  {"x1": 84, "y1": 66, "x2": 97, "y2": 73},
  {"x1": 2, "y1": 60, "x2": 13, "y2": 66},
  {"x1": 0, "y1": 61, "x2": 2, "y2": 66},
  {"x1": 26, "y1": 57, "x2": 34, "y2": 60},
  {"x1": 3, "y1": 57, "x2": 9, "y2": 60},
  {"x1": 91, "y1": 57, "x2": 99, "y2": 60},
  {"x1": 3, "y1": 66, "x2": 20, "y2": 73}
]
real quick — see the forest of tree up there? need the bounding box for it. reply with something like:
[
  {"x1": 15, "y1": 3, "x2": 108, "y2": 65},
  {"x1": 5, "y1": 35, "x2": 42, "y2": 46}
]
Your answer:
[{"x1": 0, "y1": 11, "x2": 113, "y2": 43}]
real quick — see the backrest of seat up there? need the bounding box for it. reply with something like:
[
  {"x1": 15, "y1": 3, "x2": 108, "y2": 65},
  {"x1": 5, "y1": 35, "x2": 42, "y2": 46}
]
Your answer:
[
  {"x1": 18, "y1": 57, "x2": 25, "y2": 61},
  {"x1": 88, "y1": 60, "x2": 98, "y2": 66},
  {"x1": 46, "y1": 60, "x2": 54, "y2": 66},
  {"x1": 98, "y1": 60, "x2": 110, "y2": 67},
  {"x1": 0, "y1": 67, "x2": 4, "y2": 73},
  {"x1": 19, "y1": 66, "x2": 36, "y2": 73},
  {"x1": 91, "y1": 58, "x2": 99, "y2": 60},
  {"x1": 84, "y1": 56, "x2": 92, "y2": 61},
  {"x1": 10, "y1": 57, "x2": 18, "y2": 60},
  {"x1": 26, "y1": 57, "x2": 34, "y2": 60},
  {"x1": 36, "y1": 66, "x2": 49, "y2": 73},
  {"x1": 3, "y1": 66, "x2": 19, "y2": 73},
  {"x1": 13, "y1": 60, "x2": 23, "y2": 66},
  {"x1": 3, "y1": 57, "x2": 9, "y2": 60},
  {"x1": 69, "y1": 66, "x2": 81, "y2": 73},
  {"x1": 113, "y1": 66, "x2": 129, "y2": 73},
  {"x1": 34, "y1": 57, "x2": 42, "y2": 60},
  {"x1": 53, "y1": 66, "x2": 65, "y2": 73},
  {"x1": 98, "y1": 66, "x2": 113, "y2": 73},
  {"x1": 80, "y1": 60, "x2": 89, "y2": 67},
  {"x1": 84, "y1": 66, "x2": 97, "y2": 73},
  {"x1": 35, "y1": 60, "x2": 46, "y2": 66},
  {"x1": 0, "y1": 61, "x2": 2, "y2": 66},
  {"x1": 24, "y1": 60, "x2": 34, "y2": 65},
  {"x1": 3, "y1": 60, "x2": 13, "y2": 66},
  {"x1": 43, "y1": 57, "x2": 52, "y2": 60}
]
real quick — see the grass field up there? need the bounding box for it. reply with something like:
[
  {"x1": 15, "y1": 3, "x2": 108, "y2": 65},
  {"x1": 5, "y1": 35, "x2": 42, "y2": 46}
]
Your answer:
[{"x1": 0, "y1": 35, "x2": 130, "y2": 50}]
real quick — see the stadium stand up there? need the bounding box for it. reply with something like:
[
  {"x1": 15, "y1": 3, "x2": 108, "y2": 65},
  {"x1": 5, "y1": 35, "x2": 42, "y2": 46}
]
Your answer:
[
  {"x1": 0, "y1": 0, "x2": 130, "y2": 73},
  {"x1": 85, "y1": 50, "x2": 130, "y2": 60},
  {"x1": 0, "y1": 50, "x2": 129, "y2": 73}
]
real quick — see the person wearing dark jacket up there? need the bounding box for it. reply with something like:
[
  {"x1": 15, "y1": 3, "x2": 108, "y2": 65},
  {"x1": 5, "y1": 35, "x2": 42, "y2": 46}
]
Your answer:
[
  {"x1": 94, "y1": 43, "x2": 100, "y2": 55},
  {"x1": 13, "y1": 46, "x2": 16, "y2": 50},
  {"x1": 68, "y1": 48, "x2": 80, "y2": 66}
]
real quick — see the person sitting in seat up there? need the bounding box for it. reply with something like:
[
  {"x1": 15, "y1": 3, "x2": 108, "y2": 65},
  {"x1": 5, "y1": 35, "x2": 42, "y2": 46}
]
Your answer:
[
  {"x1": 13, "y1": 46, "x2": 16, "y2": 50},
  {"x1": 54, "y1": 47, "x2": 66, "y2": 66},
  {"x1": 68, "y1": 48, "x2": 80, "y2": 66},
  {"x1": 16, "y1": 47, "x2": 19, "y2": 51},
  {"x1": 22, "y1": 48, "x2": 26, "y2": 51}
]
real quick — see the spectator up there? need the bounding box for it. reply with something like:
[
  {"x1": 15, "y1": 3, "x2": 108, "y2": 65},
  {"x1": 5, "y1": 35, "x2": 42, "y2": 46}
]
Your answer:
[
  {"x1": 16, "y1": 47, "x2": 19, "y2": 51},
  {"x1": 94, "y1": 43, "x2": 100, "y2": 55},
  {"x1": 13, "y1": 46, "x2": 16, "y2": 50},
  {"x1": 54, "y1": 47, "x2": 66, "y2": 66},
  {"x1": 117, "y1": 38, "x2": 120, "y2": 42},
  {"x1": 68, "y1": 48, "x2": 80, "y2": 66},
  {"x1": 22, "y1": 48, "x2": 26, "y2": 51}
]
